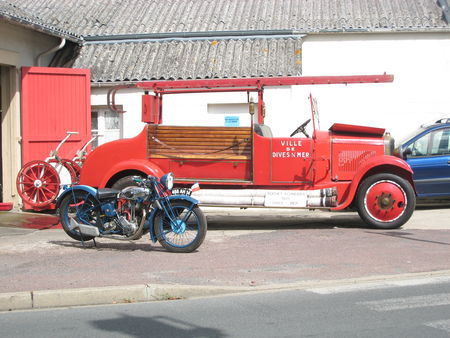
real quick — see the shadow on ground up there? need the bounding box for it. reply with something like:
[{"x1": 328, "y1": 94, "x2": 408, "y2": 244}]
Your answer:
[
  {"x1": 206, "y1": 212, "x2": 366, "y2": 230},
  {"x1": 48, "y1": 239, "x2": 169, "y2": 252}
]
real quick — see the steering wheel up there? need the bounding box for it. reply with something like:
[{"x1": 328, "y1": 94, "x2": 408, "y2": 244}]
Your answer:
[{"x1": 290, "y1": 119, "x2": 311, "y2": 137}]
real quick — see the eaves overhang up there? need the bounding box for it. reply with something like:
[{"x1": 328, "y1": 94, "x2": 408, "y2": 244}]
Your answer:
[{"x1": 0, "y1": 11, "x2": 82, "y2": 43}]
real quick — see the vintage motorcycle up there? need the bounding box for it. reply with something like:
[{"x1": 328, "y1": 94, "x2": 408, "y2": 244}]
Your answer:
[{"x1": 57, "y1": 173, "x2": 207, "y2": 253}]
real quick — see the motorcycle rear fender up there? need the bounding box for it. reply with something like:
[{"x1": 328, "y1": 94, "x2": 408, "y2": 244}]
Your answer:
[
  {"x1": 56, "y1": 185, "x2": 98, "y2": 208},
  {"x1": 147, "y1": 195, "x2": 200, "y2": 243}
]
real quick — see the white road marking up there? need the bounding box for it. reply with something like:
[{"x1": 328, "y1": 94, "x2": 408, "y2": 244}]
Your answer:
[
  {"x1": 307, "y1": 275, "x2": 450, "y2": 295},
  {"x1": 359, "y1": 293, "x2": 450, "y2": 312},
  {"x1": 425, "y1": 319, "x2": 450, "y2": 333}
]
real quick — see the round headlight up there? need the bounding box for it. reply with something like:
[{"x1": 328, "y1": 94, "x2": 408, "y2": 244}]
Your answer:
[{"x1": 161, "y1": 172, "x2": 174, "y2": 190}]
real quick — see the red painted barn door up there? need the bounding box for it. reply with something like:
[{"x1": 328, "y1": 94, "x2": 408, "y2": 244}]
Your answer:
[{"x1": 21, "y1": 67, "x2": 91, "y2": 164}]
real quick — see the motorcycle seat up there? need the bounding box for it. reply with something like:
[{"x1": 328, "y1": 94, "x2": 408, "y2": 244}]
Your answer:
[{"x1": 97, "y1": 188, "x2": 120, "y2": 200}]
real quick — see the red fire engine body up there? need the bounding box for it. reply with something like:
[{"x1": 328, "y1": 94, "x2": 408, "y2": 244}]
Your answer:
[{"x1": 79, "y1": 75, "x2": 416, "y2": 229}]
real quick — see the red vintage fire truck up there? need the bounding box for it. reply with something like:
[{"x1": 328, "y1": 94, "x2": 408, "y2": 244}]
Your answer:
[{"x1": 79, "y1": 75, "x2": 416, "y2": 229}]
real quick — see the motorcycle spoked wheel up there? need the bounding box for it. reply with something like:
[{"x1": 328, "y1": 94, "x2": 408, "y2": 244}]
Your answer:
[
  {"x1": 59, "y1": 190, "x2": 102, "y2": 241},
  {"x1": 154, "y1": 200, "x2": 207, "y2": 253}
]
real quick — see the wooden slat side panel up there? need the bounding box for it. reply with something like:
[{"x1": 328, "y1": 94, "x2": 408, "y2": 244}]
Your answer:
[{"x1": 148, "y1": 126, "x2": 252, "y2": 159}]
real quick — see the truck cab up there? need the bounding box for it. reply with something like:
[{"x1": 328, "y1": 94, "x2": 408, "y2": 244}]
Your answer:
[{"x1": 79, "y1": 75, "x2": 416, "y2": 229}]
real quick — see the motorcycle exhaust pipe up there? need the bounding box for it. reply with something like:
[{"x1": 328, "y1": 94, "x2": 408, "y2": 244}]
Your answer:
[{"x1": 69, "y1": 218, "x2": 100, "y2": 237}]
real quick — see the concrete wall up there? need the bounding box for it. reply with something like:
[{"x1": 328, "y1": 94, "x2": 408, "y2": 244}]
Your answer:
[{"x1": 92, "y1": 32, "x2": 450, "y2": 145}]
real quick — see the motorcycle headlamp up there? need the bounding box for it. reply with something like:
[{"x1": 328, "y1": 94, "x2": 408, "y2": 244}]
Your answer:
[{"x1": 160, "y1": 172, "x2": 174, "y2": 190}]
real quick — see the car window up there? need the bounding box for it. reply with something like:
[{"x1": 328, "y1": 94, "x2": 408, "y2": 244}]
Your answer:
[
  {"x1": 396, "y1": 127, "x2": 426, "y2": 148},
  {"x1": 406, "y1": 133, "x2": 430, "y2": 157},
  {"x1": 430, "y1": 128, "x2": 450, "y2": 155}
]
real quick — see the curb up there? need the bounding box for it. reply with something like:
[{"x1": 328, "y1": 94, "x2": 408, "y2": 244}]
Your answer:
[
  {"x1": 0, "y1": 284, "x2": 252, "y2": 312},
  {"x1": 2, "y1": 270, "x2": 450, "y2": 312}
]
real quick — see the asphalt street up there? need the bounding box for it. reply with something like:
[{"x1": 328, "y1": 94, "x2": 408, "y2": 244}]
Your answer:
[{"x1": 2, "y1": 276, "x2": 450, "y2": 337}]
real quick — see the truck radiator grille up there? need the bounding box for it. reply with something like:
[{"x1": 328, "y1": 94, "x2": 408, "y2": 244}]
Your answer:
[{"x1": 338, "y1": 150, "x2": 376, "y2": 172}]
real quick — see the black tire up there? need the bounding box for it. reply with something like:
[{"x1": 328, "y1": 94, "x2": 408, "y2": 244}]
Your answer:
[
  {"x1": 356, "y1": 173, "x2": 416, "y2": 229},
  {"x1": 58, "y1": 190, "x2": 101, "y2": 241},
  {"x1": 111, "y1": 175, "x2": 143, "y2": 190},
  {"x1": 154, "y1": 200, "x2": 207, "y2": 253}
]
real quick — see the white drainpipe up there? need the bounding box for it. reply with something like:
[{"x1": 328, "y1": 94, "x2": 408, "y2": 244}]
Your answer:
[{"x1": 36, "y1": 38, "x2": 66, "y2": 66}]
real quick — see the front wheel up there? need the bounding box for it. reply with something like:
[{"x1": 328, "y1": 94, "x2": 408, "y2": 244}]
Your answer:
[
  {"x1": 154, "y1": 200, "x2": 207, "y2": 253},
  {"x1": 356, "y1": 173, "x2": 416, "y2": 229}
]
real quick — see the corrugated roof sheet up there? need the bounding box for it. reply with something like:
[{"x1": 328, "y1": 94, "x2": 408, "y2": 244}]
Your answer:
[
  {"x1": 3, "y1": 0, "x2": 450, "y2": 36},
  {"x1": 73, "y1": 37, "x2": 303, "y2": 82}
]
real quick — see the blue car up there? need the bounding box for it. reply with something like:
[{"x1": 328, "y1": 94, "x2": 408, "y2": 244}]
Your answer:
[{"x1": 395, "y1": 118, "x2": 450, "y2": 198}]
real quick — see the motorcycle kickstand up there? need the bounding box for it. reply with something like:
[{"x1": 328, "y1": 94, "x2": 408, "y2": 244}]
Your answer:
[{"x1": 79, "y1": 233, "x2": 97, "y2": 248}]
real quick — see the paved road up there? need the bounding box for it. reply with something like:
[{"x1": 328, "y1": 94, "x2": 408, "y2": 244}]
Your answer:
[
  {"x1": 0, "y1": 205, "x2": 449, "y2": 311},
  {"x1": 2, "y1": 276, "x2": 450, "y2": 337}
]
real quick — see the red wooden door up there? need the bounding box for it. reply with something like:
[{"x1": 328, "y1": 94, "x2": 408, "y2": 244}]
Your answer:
[{"x1": 21, "y1": 67, "x2": 91, "y2": 164}]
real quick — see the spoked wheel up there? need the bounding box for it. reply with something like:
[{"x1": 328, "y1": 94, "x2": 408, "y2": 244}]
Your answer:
[
  {"x1": 48, "y1": 159, "x2": 79, "y2": 185},
  {"x1": 63, "y1": 159, "x2": 82, "y2": 183},
  {"x1": 154, "y1": 200, "x2": 207, "y2": 253},
  {"x1": 356, "y1": 173, "x2": 416, "y2": 229},
  {"x1": 58, "y1": 190, "x2": 101, "y2": 241},
  {"x1": 16, "y1": 160, "x2": 61, "y2": 208}
]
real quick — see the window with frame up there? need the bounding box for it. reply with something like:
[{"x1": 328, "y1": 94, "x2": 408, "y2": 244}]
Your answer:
[
  {"x1": 406, "y1": 133, "x2": 430, "y2": 157},
  {"x1": 406, "y1": 128, "x2": 450, "y2": 157},
  {"x1": 430, "y1": 128, "x2": 450, "y2": 155},
  {"x1": 91, "y1": 106, "x2": 123, "y2": 149}
]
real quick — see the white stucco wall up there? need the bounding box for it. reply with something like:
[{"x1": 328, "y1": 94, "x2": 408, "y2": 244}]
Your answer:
[
  {"x1": 0, "y1": 21, "x2": 61, "y2": 67},
  {"x1": 299, "y1": 33, "x2": 450, "y2": 141},
  {"x1": 91, "y1": 32, "x2": 450, "y2": 144}
]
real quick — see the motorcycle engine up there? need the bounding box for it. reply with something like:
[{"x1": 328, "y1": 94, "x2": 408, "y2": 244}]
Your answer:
[
  {"x1": 118, "y1": 216, "x2": 139, "y2": 236},
  {"x1": 119, "y1": 187, "x2": 149, "y2": 200}
]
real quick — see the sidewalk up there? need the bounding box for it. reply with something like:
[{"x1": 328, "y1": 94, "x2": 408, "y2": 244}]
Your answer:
[{"x1": 1, "y1": 205, "x2": 450, "y2": 311}]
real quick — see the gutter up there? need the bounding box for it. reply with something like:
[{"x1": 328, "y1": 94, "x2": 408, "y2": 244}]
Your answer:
[
  {"x1": 83, "y1": 29, "x2": 306, "y2": 44},
  {"x1": 85, "y1": 34, "x2": 305, "y2": 45},
  {"x1": 83, "y1": 25, "x2": 450, "y2": 45}
]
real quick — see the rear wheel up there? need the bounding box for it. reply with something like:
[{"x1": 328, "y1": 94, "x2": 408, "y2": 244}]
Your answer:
[
  {"x1": 356, "y1": 173, "x2": 415, "y2": 229},
  {"x1": 111, "y1": 175, "x2": 143, "y2": 190},
  {"x1": 154, "y1": 200, "x2": 207, "y2": 253},
  {"x1": 58, "y1": 190, "x2": 101, "y2": 241}
]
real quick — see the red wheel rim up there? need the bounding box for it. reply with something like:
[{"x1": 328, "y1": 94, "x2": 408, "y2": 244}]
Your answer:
[
  {"x1": 48, "y1": 159, "x2": 79, "y2": 184},
  {"x1": 66, "y1": 160, "x2": 82, "y2": 180},
  {"x1": 364, "y1": 180, "x2": 407, "y2": 222},
  {"x1": 16, "y1": 160, "x2": 60, "y2": 207}
]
